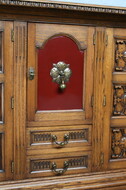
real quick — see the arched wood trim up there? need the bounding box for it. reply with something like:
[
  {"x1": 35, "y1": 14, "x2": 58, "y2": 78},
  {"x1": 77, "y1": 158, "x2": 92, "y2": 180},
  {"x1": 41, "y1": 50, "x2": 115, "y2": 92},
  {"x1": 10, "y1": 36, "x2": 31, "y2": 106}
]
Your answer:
[{"x1": 36, "y1": 33, "x2": 87, "y2": 51}]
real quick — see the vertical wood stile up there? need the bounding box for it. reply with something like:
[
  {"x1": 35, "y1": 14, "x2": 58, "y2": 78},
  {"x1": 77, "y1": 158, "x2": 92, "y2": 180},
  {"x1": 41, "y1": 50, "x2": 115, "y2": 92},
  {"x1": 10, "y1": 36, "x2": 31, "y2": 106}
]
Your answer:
[
  {"x1": 103, "y1": 28, "x2": 114, "y2": 170},
  {"x1": 14, "y1": 22, "x2": 27, "y2": 179},
  {"x1": 27, "y1": 23, "x2": 36, "y2": 121},
  {"x1": 92, "y1": 28, "x2": 106, "y2": 171},
  {"x1": 85, "y1": 27, "x2": 94, "y2": 120},
  {"x1": 4, "y1": 22, "x2": 14, "y2": 180}
]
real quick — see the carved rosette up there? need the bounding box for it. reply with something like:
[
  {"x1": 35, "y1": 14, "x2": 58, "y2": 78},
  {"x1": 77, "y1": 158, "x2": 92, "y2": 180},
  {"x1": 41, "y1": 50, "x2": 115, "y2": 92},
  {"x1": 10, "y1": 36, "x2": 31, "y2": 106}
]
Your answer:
[
  {"x1": 113, "y1": 85, "x2": 126, "y2": 116},
  {"x1": 111, "y1": 128, "x2": 126, "y2": 159},
  {"x1": 115, "y1": 40, "x2": 126, "y2": 71}
]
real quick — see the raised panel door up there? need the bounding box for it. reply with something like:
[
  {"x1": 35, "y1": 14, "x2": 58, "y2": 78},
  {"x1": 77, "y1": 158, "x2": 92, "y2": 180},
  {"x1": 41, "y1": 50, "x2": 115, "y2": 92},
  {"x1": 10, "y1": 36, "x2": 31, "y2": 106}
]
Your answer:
[
  {"x1": 109, "y1": 28, "x2": 126, "y2": 170},
  {"x1": 0, "y1": 21, "x2": 14, "y2": 181},
  {"x1": 27, "y1": 23, "x2": 94, "y2": 177}
]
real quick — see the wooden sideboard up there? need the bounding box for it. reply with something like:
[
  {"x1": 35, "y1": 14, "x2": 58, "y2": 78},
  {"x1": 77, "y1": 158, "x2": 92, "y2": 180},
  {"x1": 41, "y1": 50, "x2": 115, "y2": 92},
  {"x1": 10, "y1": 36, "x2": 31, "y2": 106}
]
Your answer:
[{"x1": 0, "y1": 1, "x2": 126, "y2": 189}]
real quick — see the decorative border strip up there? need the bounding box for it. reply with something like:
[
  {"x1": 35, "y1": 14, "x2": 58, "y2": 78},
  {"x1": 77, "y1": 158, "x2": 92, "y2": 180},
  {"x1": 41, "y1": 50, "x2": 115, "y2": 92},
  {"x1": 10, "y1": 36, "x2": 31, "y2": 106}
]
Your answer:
[{"x1": 0, "y1": 0, "x2": 126, "y2": 15}]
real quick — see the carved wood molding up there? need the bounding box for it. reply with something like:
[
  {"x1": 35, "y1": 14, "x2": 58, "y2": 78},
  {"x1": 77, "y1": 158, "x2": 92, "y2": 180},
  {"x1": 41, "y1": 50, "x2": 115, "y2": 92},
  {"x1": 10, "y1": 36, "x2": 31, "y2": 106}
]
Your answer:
[
  {"x1": 0, "y1": 0, "x2": 126, "y2": 15},
  {"x1": 1, "y1": 170, "x2": 126, "y2": 189}
]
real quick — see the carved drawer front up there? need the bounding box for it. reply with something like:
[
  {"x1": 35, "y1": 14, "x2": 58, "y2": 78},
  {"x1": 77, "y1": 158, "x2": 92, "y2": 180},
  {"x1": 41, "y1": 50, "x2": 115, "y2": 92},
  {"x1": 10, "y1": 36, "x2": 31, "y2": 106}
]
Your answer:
[
  {"x1": 27, "y1": 151, "x2": 91, "y2": 177},
  {"x1": 27, "y1": 125, "x2": 91, "y2": 153}
]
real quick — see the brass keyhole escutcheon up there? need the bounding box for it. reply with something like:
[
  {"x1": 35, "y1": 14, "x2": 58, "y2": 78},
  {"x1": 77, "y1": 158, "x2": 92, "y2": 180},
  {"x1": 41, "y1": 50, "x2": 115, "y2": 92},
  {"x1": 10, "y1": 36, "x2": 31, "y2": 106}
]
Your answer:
[
  {"x1": 50, "y1": 61, "x2": 72, "y2": 90},
  {"x1": 29, "y1": 67, "x2": 35, "y2": 80}
]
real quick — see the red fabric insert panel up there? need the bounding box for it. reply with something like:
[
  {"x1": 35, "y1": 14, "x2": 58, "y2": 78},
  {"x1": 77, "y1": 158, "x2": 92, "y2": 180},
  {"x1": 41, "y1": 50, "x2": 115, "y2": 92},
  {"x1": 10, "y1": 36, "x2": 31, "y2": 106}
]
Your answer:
[{"x1": 37, "y1": 36, "x2": 84, "y2": 111}]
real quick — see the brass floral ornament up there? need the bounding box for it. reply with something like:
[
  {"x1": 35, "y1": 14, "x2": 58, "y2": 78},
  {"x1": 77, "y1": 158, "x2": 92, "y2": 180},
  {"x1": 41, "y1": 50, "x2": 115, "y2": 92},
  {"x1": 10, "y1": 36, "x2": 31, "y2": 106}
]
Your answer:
[{"x1": 50, "y1": 61, "x2": 72, "y2": 90}]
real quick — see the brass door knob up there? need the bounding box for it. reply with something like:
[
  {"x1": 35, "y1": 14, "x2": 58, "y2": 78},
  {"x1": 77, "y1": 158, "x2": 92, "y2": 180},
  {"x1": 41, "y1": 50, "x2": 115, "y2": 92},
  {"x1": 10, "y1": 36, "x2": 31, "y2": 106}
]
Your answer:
[{"x1": 50, "y1": 61, "x2": 72, "y2": 90}]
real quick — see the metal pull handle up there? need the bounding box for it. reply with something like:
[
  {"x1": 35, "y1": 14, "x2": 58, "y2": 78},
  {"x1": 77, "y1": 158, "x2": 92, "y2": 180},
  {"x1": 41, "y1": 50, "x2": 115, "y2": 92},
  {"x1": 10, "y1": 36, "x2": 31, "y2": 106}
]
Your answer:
[
  {"x1": 52, "y1": 134, "x2": 69, "y2": 147},
  {"x1": 29, "y1": 67, "x2": 35, "y2": 80},
  {"x1": 51, "y1": 161, "x2": 69, "y2": 175},
  {"x1": 50, "y1": 61, "x2": 72, "y2": 90}
]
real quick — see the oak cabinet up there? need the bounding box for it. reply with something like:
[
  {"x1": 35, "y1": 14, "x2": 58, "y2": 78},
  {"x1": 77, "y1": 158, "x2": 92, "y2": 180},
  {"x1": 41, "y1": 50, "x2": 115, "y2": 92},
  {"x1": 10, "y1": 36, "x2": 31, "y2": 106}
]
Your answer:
[{"x1": 0, "y1": 1, "x2": 126, "y2": 189}]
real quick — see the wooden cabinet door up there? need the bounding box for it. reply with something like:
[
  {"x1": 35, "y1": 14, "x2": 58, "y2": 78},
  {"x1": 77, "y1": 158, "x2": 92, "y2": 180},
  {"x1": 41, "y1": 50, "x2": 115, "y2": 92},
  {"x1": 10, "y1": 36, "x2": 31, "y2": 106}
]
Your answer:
[
  {"x1": 93, "y1": 28, "x2": 126, "y2": 172},
  {"x1": 27, "y1": 23, "x2": 94, "y2": 178},
  {"x1": 0, "y1": 21, "x2": 14, "y2": 181},
  {"x1": 109, "y1": 28, "x2": 126, "y2": 170}
]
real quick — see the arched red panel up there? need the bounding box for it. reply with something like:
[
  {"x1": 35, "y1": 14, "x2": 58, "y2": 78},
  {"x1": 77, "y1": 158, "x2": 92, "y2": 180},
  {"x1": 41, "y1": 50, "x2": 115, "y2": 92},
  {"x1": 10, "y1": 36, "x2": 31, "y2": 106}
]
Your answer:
[{"x1": 37, "y1": 36, "x2": 84, "y2": 111}]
